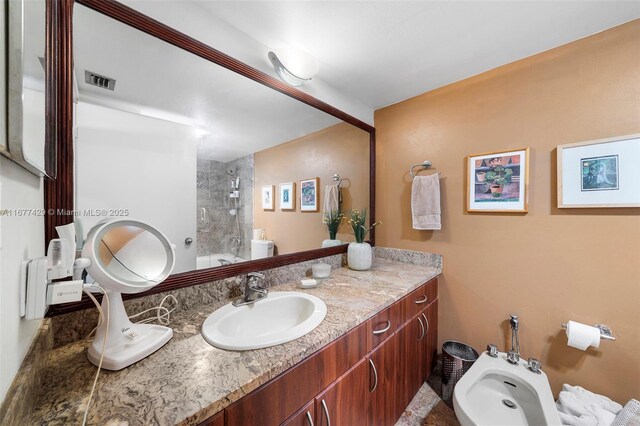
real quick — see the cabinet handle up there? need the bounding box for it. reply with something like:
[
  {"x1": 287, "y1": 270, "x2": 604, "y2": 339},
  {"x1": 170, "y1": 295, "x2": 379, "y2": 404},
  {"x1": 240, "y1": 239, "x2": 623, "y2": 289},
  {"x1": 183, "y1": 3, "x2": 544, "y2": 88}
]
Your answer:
[
  {"x1": 421, "y1": 313, "x2": 429, "y2": 335},
  {"x1": 372, "y1": 320, "x2": 391, "y2": 335},
  {"x1": 306, "y1": 411, "x2": 314, "y2": 426},
  {"x1": 369, "y1": 358, "x2": 378, "y2": 393},
  {"x1": 417, "y1": 316, "x2": 426, "y2": 340},
  {"x1": 415, "y1": 295, "x2": 428, "y2": 304},
  {"x1": 321, "y1": 399, "x2": 331, "y2": 426}
]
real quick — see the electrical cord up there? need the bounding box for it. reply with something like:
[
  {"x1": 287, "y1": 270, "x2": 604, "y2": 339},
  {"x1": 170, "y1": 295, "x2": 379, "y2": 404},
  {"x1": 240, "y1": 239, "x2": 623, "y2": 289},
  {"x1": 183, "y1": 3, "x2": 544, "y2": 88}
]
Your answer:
[
  {"x1": 82, "y1": 284, "x2": 109, "y2": 426},
  {"x1": 127, "y1": 294, "x2": 178, "y2": 326},
  {"x1": 85, "y1": 294, "x2": 178, "y2": 339}
]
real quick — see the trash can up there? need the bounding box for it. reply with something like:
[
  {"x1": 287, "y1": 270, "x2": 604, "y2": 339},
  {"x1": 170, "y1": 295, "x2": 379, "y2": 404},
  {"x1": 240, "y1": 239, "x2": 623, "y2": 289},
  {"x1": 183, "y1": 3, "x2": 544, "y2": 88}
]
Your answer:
[{"x1": 441, "y1": 341, "x2": 479, "y2": 406}]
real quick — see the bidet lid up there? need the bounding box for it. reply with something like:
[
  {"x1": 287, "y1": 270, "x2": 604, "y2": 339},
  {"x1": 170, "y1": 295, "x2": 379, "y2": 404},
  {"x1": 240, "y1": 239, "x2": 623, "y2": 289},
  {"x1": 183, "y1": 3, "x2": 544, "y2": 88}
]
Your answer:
[{"x1": 82, "y1": 219, "x2": 175, "y2": 293}]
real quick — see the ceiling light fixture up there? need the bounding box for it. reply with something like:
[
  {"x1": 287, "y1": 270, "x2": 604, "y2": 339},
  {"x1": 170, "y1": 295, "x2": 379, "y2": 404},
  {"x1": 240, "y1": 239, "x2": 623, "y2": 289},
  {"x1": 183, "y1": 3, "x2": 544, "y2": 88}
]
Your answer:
[{"x1": 268, "y1": 47, "x2": 318, "y2": 87}]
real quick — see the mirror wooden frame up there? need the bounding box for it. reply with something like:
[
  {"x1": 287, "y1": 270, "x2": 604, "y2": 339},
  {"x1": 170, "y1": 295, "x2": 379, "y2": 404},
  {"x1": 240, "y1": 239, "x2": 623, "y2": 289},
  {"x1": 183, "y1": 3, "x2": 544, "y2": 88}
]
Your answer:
[{"x1": 45, "y1": 0, "x2": 376, "y2": 316}]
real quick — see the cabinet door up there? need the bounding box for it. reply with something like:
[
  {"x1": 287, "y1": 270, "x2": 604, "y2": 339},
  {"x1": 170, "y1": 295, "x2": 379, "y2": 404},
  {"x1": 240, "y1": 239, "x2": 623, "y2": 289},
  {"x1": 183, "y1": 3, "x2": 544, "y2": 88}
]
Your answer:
[
  {"x1": 315, "y1": 358, "x2": 369, "y2": 426},
  {"x1": 422, "y1": 300, "x2": 438, "y2": 381},
  {"x1": 394, "y1": 316, "x2": 424, "y2": 420},
  {"x1": 281, "y1": 400, "x2": 314, "y2": 426},
  {"x1": 368, "y1": 334, "x2": 397, "y2": 426},
  {"x1": 226, "y1": 324, "x2": 366, "y2": 425}
]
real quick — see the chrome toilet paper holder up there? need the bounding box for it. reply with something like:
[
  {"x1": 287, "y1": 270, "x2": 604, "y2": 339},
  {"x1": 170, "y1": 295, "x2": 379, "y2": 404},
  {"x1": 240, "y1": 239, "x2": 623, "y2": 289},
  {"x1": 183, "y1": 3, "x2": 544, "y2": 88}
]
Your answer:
[{"x1": 561, "y1": 323, "x2": 616, "y2": 341}]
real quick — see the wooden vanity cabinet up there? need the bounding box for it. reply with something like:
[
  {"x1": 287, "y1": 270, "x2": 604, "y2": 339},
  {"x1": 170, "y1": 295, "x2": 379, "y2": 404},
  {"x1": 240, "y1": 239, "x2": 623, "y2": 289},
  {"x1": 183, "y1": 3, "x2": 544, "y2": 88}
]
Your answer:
[
  {"x1": 225, "y1": 324, "x2": 367, "y2": 426},
  {"x1": 367, "y1": 334, "x2": 398, "y2": 426},
  {"x1": 366, "y1": 303, "x2": 398, "y2": 352},
  {"x1": 401, "y1": 277, "x2": 438, "y2": 323},
  {"x1": 395, "y1": 313, "x2": 425, "y2": 420},
  {"x1": 423, "y1": 299, "x2": 439, "y2": 381},
  {"x1": 315, "y1": 358, "x2": 370, "y2": 426},
  {"x1": 281, "y1": 401, "x2": 314, "y2": 426},
  {"x1": 198, "y1": 410, "x2": 224, "y2": 426},
  {"x1": 208, "y1": 277, "x2": 439, "y2": 426}
]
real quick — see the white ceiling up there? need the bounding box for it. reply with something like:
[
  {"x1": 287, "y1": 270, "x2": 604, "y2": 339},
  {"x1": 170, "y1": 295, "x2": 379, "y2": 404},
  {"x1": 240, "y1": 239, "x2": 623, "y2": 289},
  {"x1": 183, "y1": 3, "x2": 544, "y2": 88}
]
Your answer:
[
  {"x1": 73, "y1": 4, "x2": 342, "y2": 162},
  {"x1": 194, "y1": 1, "x2": 640, "y2": 109},
  {"x1": 71, "y1": 1, "x2": 639, "y2": 162}
]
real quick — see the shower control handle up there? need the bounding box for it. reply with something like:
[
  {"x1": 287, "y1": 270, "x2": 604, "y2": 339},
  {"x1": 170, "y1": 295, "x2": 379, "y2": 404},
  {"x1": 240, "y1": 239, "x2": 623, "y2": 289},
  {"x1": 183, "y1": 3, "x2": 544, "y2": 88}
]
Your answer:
[{"x1": 184, "y1": 237, "x2": 193, "y2": 246}]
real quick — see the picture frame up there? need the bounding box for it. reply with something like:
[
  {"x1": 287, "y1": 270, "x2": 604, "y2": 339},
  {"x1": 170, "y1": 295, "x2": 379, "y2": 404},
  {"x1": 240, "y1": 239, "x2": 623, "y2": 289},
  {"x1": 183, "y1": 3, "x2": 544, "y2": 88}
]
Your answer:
[
  {"x1": 279, "y1": 182, "x2": 296, "y2": 210},
  {"x1": 261, "y1": 185, "x2": 274, "y2": 210},
  {"x1": 557, "y1": 134, "x2": 640, "y2": 208},
  {"x1": 467, "y1": 148, "x2": 529, "y2": 213},
  {"x1": 300, "y1": 177, "x2": 320, "y2": 212}
]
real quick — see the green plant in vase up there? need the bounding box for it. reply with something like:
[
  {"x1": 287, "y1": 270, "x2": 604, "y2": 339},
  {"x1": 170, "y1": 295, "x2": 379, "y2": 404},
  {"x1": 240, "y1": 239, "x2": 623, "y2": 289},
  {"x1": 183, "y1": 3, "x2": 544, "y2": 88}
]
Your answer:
[
  {"x1": 323, "y1": 209, "x2": 344, "y2": 240},
  {"x1": 485, "y1": 165, "x2": 513, "y2": 197},
  {"x1": 347, "y1": 209, "x2": 382, "y2": 271}
]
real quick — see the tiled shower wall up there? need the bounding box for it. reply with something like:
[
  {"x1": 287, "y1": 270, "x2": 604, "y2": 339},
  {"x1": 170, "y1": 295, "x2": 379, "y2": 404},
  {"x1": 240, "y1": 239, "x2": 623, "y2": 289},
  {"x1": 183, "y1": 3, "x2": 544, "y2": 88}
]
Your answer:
[{"x1": 196, "y1": 154, "x2": 254, "y2": 260}]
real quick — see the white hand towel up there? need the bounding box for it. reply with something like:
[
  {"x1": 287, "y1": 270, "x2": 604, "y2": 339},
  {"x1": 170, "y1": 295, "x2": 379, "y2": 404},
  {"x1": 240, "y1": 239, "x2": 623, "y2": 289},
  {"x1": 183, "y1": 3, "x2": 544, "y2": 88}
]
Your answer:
[
  {"x1": 323, "y1": 184, "x2": 340, "y2": 218},
  {"x1": 559, "y1": 411, "x2": 598, "y2": 426},
  {"x1": 411, "y1": 174, "x2": 441, "y2": 230},
  {"x1": 564, "y1": 385, "x2": 623, "y2": 415},
  {"x1": 557, "y1": 391, "x2": 599, "y2": 425},
  {"x1": 590, "y1": 404, "x2": 617, "y2": 426}
]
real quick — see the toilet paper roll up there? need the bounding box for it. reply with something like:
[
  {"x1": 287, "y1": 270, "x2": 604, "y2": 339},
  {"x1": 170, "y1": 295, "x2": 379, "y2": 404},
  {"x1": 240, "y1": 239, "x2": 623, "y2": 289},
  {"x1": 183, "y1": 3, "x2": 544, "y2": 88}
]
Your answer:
[
  {"x1": 566, "y1": 321, "x2": 601, "y2": 350},
  {"x1": 252, "y1": 229, "x2": 264, "y2": 240}
]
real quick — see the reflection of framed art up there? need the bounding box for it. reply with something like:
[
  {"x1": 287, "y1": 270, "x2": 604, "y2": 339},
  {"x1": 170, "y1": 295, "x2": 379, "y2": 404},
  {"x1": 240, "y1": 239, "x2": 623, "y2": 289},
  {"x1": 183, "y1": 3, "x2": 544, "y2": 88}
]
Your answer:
[
  {"x1": 279, "y1": 182, "x2": 295, "y2": 210},
  {"x1": 300, "y1": 178, "x2": 319, "y2": 212},
  {"x1": 467, "y1": 148, "x2": 529, "y2": 213},
  {"x1": 558, "y1": 134, "x2": 640, "y2": 208},
  {"x1": 261, "y1": 185, "x2": 274, "y2": 210}
]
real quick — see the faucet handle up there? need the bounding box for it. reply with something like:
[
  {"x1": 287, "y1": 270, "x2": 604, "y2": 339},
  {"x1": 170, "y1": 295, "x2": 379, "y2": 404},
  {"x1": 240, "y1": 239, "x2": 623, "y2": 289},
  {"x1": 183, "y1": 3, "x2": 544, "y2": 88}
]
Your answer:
[
  {"x1": 248, "y1": 272, "x2": 265, "y2": 279},
  {"x1": 527, "y1": 358, "x2": 542, "y2": 374},
  {"x1": 486, "y1": 344, "x2": 498, "y2": 358},
  {"x1": 506, "y1": 350, "x2": 520, "y2": 365}
]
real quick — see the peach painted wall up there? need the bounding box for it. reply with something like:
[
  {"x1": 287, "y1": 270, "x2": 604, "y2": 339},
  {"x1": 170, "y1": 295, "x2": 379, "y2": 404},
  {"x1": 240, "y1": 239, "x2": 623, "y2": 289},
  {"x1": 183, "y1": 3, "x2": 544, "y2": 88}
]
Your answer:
[
  {"x1": 375, "y1": 20, "x2": 640, "y2": 403},
  {"x1": 254, "y1": 123, "x2": 370, "y2": 254}
]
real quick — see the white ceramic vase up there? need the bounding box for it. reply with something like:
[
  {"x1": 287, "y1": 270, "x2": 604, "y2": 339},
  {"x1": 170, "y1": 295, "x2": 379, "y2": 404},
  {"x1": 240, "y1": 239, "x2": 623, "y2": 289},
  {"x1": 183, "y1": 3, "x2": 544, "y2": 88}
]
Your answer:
[
  {"x1": 322, "y1": 239, "x2": 343, "y2": 248},
  {"x1": 348, "y1": 242, "x2": 372, "y2": 271}
]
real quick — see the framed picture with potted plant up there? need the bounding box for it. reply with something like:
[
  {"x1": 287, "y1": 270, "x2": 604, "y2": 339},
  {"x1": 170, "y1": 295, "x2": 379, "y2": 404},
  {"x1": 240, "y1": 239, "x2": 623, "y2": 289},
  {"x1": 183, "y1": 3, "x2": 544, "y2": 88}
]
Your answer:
[
  {"x1": 279, "y1": 182, "x2": 295, "y2": 210},
  {"x1": 466, "y1": 148, "x2": 529, "y2": 213},
  {"x1": 300, "y1": 177, "x2": 319, "y2": 212},
  {"x1": 261, "y1": 185, "x2": 274, "y2": 210}
]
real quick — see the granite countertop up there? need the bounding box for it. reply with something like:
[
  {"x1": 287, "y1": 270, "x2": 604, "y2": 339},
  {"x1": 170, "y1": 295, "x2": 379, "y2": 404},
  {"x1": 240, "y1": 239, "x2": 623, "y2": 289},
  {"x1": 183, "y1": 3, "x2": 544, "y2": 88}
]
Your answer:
[{"x1": 31, "y1": 258, "x2": 440, "y2": 425}]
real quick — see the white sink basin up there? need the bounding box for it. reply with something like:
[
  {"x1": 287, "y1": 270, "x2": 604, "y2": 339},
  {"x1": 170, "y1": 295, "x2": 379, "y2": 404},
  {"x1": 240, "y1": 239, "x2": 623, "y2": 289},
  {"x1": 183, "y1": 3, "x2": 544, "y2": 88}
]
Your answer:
[
  {"x1": 201, "y1": 291, "x2": 327, "y2": 351},
  {"x1": 453, "y1": 352, "x2": 561, "y2": 426}
]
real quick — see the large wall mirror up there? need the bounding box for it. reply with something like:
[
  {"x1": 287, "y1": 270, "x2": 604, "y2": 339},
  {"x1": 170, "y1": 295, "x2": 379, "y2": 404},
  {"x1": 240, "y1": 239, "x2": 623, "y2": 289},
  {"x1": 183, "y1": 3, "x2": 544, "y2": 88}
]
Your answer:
[{"x1": 46, "y1": 0, "x2": 375, "y2": 314}]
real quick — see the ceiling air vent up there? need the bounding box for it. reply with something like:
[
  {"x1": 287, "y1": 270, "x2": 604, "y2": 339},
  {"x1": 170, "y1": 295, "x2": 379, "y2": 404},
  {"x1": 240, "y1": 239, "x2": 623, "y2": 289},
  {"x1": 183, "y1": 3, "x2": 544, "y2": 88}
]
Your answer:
[{"x1": 84, "y1": 70, "x2": 116, "y2": 91}]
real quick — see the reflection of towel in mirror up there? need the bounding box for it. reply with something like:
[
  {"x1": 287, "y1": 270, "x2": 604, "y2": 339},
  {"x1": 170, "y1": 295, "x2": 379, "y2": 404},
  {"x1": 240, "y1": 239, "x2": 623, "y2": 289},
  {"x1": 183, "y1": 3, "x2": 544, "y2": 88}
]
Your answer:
[
  {"x1": 556, "y1": 384, "x2": 622, "y2": 426},
  {"x1": 411, "y1": 174, "x2": 441, "y2": 230},
  {"x1": 323, "y1": 184, "x2": 340, "y2": 218}
]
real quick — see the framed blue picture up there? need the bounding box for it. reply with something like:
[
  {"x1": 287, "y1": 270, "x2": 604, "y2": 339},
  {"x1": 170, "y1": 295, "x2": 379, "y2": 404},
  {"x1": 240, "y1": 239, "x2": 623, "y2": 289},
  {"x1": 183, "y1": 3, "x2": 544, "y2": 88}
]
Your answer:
[{"x1": 558, "y1": 134, "x2": 640, "y2": 208}]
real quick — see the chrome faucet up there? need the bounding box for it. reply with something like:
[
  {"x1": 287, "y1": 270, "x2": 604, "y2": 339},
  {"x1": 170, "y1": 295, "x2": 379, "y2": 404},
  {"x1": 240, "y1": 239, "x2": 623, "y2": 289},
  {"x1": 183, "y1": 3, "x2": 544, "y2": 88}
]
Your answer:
[
  {"x1": 232, "y1": 272, "x2": 268, "y2": 307},
  {"x1": 507, "y1": 314, "x2": 520, "y2": 364}
]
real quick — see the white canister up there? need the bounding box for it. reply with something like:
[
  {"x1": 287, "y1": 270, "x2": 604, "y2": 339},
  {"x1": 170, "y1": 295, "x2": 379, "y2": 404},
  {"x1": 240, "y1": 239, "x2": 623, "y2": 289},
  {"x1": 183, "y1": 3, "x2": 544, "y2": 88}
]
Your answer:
[
  {"x1": 312, "y1": 263, "x2": 332, "y2": 279},
  {"x1": 252, "y1": 228, "x2": 264, "y2": 240},
  {"x1": 347, "y1": 242, "x2": 372, "y2": 271}
]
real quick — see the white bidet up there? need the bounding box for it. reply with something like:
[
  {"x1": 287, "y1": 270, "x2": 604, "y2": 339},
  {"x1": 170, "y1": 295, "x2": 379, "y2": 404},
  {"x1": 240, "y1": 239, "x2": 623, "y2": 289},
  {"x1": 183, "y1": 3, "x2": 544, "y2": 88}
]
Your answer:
[{"x1": 453, "y1": 351, "x2": 561, "y2": 426}]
